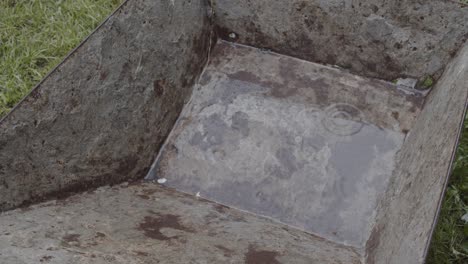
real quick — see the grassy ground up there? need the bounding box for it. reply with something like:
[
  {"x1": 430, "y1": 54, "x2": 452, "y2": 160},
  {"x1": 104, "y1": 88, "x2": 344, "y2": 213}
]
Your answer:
[
  {"x1": 0, "y1": 0, "x2": 122, "y2": 116},
  {"x1": 0, "y1": 0, "x2": 467, "y2": 262}
]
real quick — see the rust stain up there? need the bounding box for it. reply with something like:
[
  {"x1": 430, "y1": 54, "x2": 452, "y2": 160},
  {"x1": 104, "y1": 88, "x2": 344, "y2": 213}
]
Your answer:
[
  {"x1": 137, "y1": 194, "x2": 150, "y2": 200},
  {"x1": 117, "y1": 155, "x2": 138, "y2": 175},
  {"x1": 226, "y1": 64, "x2": 330, "y2": 105},
  {"x1": 136, "y1": 188, "x2": 159, "y2": 200},
  {"x1": 134, "y1": 251, "x2": 149, "y2": 257},
  {"x1": 68, "y1": 97, "x2": 80, "y2": 110},
  {"x1": 62, "y1": 234, "x2": 81, "y2": 243},
  {"x1": 209, "y1": 41, "x2": 232, "y2": 65},
  {"x1": 95, "y1": 232, "x2": 106, "y2": 238},
  {"x1": 365, "y1": 224, "x2": 383, "y2": 264},
  {"x1": 137, "y1": 214, "x2": 194, "y2": 240},
  {"x1": 213, "y1": 203, "x2": 230, "y2": 214},
  {"x1": 100, "y1": 70, "x2": 108, "y2": 81},
  {"x1": 39, "y1": 256, "x2": 53, "y2": 262},
  {"x1": 203, "y1": 211, "x2": 220, "y2": 225},
  {"x1": 244, "y1": 245, "x2": 281, "y2": 264},
  {"x1": 227, "y1": 70, "x2": 283, "y2": 95},
  {"x1": 30, "y1": 89, "x2": 41, "y2": 99},
  {"x1": 215, "y1": 245, "x2": 235, "y2": 257},
  {"x1": 227, "y1": 71, "x2": 262, "y2": 84},
  {"x1": 153, "y1": 79, "x2": 166, "y2": 97}
]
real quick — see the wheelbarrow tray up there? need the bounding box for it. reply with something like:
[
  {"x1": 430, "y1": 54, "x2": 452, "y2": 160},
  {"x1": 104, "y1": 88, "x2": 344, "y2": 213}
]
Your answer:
[{"x1": 0, "y1": 1, "x2": 467, "y2": 263}]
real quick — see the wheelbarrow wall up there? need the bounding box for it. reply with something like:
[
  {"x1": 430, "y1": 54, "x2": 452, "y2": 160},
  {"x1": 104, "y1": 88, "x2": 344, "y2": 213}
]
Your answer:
[
  {"x1": 0, "y1": 0, "x2": 212, "y2": 211},
  {"x1": 213, "y1": 0, "x2": 468, "y2": 82},
  {"x1": 366, "y1": 43, "x2": 468, "y2": 264}
]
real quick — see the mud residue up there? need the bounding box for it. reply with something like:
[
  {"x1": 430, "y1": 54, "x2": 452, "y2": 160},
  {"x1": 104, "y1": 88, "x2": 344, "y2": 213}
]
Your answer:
[
  {"x1": 99, "y1": 70, "x2": 108, "y2": 81},
  {"x1": 95, "y1": 232, "x2": 106, "y2": 238},
  {"x1": 231, "y1": 111, "x2": 250, "y2": 137},
  {"x1": 62, "y1": 234, "x2": 81, "y2": 244},
  {"x1": 365, "y1": 223, "x2": 383, "y2": 264},
  {"x1": 226, "y1": 70, "x2": 283, "y2": 95},
  {"x1": 263, "y1": 147, "x2": 300, "y2": 180},
  {"x1": 244, "y1": 245, "x2": 281, "y2": 264},
  {"x1": 213, "y1": 203, "x2": 230, "y2": 214},
  {"x1": 137, "y1": 194, "x2": 151, "y2": 200},
  {"x1": 226, "y1": 60, "x2": 330, "y2": 104},
  {"x1": 137, "y1": 214, "x2": 194, "y2": 240},
  {"x1": 117, "y1": 155, "x2": 139, "y2": 175},
  {"x1": 153, "y1": 80, "x2": 166, "y2": 97},
  {"x1": 215, "y1": 245, "x2": 235, "y2": 257},
  {"x1": 228, "y1": 71, "x2": 262, "y2": 84},
  {"x1": 216, "y1": 25, "x2": 239, "y2": 42},
  {"x1": 136, "y1": 187, "x2": 160, "y2": 200},
  {"x1": 39, "y1": 256, "x2": 53, "y2": 262},
  {"x1": 134, "y1": 251, "x2": 149, "y2": 257}
]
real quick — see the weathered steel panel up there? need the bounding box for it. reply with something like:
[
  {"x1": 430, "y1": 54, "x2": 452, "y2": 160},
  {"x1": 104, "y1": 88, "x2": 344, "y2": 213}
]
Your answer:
[
  {"x1": 149, "y1": 41, "x2": 423, "y2": 248},
  {"x1": 0, "y1": 182, "x2": 361, "y2": 264},
  {"x1": 366, "y1": 42, "x2": 468, "y2": 264},
  {"x1": 0, "y1": 0, "x2": 212, "y2": 211},
  {"x1": 213, "y1": 0, "x2": 468, "y2": 82},
  {"x1": 0, "y1": 0, "x2": 467, "y2": 263}
]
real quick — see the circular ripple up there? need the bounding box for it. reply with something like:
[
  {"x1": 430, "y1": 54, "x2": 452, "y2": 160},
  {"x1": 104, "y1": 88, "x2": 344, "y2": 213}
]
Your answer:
[{"x1": 322, "y1": 103, "x2": 364, "y2": 136}]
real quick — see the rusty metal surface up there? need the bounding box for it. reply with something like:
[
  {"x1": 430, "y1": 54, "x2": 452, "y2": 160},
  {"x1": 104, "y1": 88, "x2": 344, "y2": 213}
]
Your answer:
[
  {"x1": 0, "y1": 0, "x2": 212, "y2": 211},
  {"x1": 148, "y1": 41, "x2": 423, "y2": 248},
  {"x1": 0, "y1": 182, "x2": 361, "y2": 264}
]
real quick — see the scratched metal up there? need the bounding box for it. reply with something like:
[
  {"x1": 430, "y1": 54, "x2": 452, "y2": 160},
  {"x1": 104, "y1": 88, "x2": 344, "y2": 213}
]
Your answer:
[{"x1": 149, "y1": 41, "x2": 424, "y2": 247}]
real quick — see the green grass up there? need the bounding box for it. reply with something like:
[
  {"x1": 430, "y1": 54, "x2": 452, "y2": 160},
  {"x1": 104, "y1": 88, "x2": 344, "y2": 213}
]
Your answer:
[
  {"x1": 428, "y1": 116, "x2": 468, "y2": 264},
  {"x1": 421, "y1": 76, "x2": 435, "y2": 90},
  {"x1": 0, "y1": 0, "x2": 122, "y2": 116},
  {"x1": 0, "y1": 0, "x2": 467, "y2": 262}
]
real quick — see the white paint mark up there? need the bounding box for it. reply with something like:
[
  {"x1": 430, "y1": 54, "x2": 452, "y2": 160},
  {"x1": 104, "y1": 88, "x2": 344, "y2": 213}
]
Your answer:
[{"x1": 157, "y1": 178, "x2": 167, "y2": 184}]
